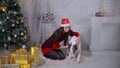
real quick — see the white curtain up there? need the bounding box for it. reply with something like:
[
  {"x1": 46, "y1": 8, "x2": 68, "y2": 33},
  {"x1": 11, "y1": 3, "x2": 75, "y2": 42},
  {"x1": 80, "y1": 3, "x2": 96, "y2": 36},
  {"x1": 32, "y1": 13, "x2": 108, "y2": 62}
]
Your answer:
[{"x1": 18, "y1": 0, "x2": 58, "y2": 46}]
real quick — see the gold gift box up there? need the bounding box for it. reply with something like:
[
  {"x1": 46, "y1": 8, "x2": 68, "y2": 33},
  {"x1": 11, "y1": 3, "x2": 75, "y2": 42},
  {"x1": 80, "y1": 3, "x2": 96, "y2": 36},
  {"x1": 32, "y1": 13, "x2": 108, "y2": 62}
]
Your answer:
[
  {"x1": 16, "y1": 55, "x2": 28, "y2": 60},
  {"x1": 11, "y1": 54, "x2": 29, "y2": 64},
  {"x1": 11, "y1": 53, "x2": 17, "y2": 64},
  {"x1": 2, "y1": 64, "x2": 19, "y2": 68},
  {"x1": 15, "y1": 60, "x2": 28, "y2": 65},
  {"x1": 20, "y1": 64, "x2": 30, "y2": 68},
  {"x1": 16, "y1": 48, "x2": 27, "y2": 55},
  {"x1": 31, "y1": 47, "x2": 40, "y2": 63},
  {"x1": 1, "y1": 56, "x2": 11, "y2": 64},
  {"x1": 1, "y1": 46, "x2": 40, "y2": 68}
]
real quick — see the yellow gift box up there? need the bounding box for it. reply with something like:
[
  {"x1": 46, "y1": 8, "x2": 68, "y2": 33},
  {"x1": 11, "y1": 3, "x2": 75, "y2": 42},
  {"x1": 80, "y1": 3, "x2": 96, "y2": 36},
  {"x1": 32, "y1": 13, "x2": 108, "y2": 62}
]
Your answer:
[
  {"x1": 2, "y1": 64, "x2": 19, "y2": 68},
  {"x1": 16, "y1": 55, "x2": 28, "y2": 60},
  {"x1": 15, "y1": 60, "x2": 28, "y2": 65},
  {"x1": 11, "y1": 53, "x2": 29, "y2": 64},
  {"x1": 11, "y1": 53, "x2": 17, "y2": 64},
  {"x1": 31, "y1": 47, "x2": 39, "y2": 55},
  {"x1": 1, "y1": 56, "x2": 10, "y2": 64},
  {"x1": 1, "y1": 46, "x2": 40, "y2": 68},
  {"x1": 20, "y1": 64, "x2": 30, "y2": 68},
  {"x1": 31, "y1": 47, "x2": 40, "y2": 63},
  {"x1": 16, "y1": 48, "x2": 27, "y2": 55}
]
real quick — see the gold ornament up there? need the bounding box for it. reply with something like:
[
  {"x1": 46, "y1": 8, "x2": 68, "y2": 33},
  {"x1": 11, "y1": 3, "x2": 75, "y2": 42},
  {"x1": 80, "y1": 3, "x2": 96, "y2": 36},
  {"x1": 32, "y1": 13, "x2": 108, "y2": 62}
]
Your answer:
[
  {"x1": 21, "y1": 20, "x2": 24, "y2": 23},
  {"x1": 0, "y1": 6, "x2": 7, "y2": 12},
  {"x1": 23, "y1": 35, "x2": 27, "y2": 39},
  {"x1": 2, "y1": 29, "x2": 5, "y2": 32},
  {"x1": 2, "y1": 7, "x2": 7, "y2": 12},
  {"x1": 18, "y1": 17, "x2": 23, "y2": 20}
]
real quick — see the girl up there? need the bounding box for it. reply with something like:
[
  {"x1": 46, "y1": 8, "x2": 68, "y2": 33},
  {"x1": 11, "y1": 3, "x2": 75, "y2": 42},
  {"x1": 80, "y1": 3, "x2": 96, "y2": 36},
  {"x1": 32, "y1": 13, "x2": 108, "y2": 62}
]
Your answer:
[{"x1": 41, "y1": 18, "x2": 80, "y2": 60}]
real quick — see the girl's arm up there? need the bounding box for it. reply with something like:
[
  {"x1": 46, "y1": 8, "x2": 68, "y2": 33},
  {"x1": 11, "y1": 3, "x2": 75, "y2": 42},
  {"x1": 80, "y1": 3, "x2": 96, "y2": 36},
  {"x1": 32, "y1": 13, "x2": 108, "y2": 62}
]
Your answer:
[{"x1": 70, "y1": 30, "x2": 80, "y2": 44}]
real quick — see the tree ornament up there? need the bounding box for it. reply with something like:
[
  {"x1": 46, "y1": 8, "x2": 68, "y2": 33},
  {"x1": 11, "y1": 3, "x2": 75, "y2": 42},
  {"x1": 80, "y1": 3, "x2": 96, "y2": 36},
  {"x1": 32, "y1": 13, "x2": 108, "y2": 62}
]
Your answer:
[
  {"x1": 2, "y1": 7, "x2": 7, "y2": 12},
  {"x1": 22, "y1": 45, "x2": 26, "y2": 49},
  {"x1": 14, "y1": 11, "x2": 17, "y2": 14},
  {"x1": 4, "y1": 43, "x2": 7, "y2": 48},
  {"x1": 14, "y1": 34, "x2": 17, "y2": 37},
  {"x1": 0, "y1": 0, "x2": 29, "y2": 48},
  {"x1": 23, "y1": 35, "x2": 27, "y2": 39},
  {"x1": 16, "y1": 21, "x2": 19, "y2": 24},
  {"x1": 18, "y1": 17, "x2": 22, "y2": 20},
  {"x1": 0, "y1": 6, "x2": 7, "y2": 12},
  {"x1": 6, "y1": 16, "x2": 9, "y2": 19},
  {"x1": 21, "y1": 20, "x2": 24, "y2": 22},
  {"x1": 11, "y1": 24, "x2": 15, "y2": 27},
  {"x1": 2, "y1": 29, "x2": 5, "y2": 32},
  {"x1": 21, "y1": 32, "x2": 24, "y2": 36},
  {"x1": 8, "y1": 36, "x2": 11, "y2": 41},
  {"x1": 24, "y1": 30, "x2": 27, "y2": 33}
]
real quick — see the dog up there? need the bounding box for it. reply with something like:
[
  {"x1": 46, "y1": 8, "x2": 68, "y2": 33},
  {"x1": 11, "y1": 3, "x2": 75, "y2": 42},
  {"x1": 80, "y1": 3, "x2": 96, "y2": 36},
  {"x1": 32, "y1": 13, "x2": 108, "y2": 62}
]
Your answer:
[{"x1": 67, "y1": 36, "x2": 81, "y2": 63}]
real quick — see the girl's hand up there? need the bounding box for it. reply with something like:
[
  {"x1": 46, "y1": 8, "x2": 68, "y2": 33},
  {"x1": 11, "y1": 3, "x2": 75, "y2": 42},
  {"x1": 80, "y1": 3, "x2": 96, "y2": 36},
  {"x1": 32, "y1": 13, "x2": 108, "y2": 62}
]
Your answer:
[
  {"x1": 77, "y1": 36, "x2": 80, "y2": 44},
  {"x1": 60, "y1": 45, "x2": 68, "y2": 49}
]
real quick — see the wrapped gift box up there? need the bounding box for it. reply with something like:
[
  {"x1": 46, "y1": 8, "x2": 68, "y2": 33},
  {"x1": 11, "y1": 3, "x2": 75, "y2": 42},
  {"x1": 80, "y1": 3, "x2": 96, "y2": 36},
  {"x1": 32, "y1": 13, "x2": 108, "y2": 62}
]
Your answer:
[
  {"x1": 30, "y1": 47, "x2": 40, "y2": 64},
  {"x1": 15, "y1": 60, "x2": 28, "y2": 65},
  {"x1": 1, "y1": 56, "x2": 10, "y2": 64},
  {"x1": 1, "y1": 64, "x2": 19, "y2": 68},
  {"x1": 16, "y1": 48, "x2": 27, "y2": 55},
  {"x1": 1, "y1": 46, "x2": 40, "y2": 68},
  {"x1": 20, "y1": 64, "x2": 30, "y2": 68}
]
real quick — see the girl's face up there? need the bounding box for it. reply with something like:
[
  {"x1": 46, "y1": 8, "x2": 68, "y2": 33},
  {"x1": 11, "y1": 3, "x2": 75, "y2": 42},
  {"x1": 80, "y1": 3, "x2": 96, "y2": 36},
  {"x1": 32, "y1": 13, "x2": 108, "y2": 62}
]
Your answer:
[{"x1": 64, "y1": 26, "x2": 70, "y2": 33}]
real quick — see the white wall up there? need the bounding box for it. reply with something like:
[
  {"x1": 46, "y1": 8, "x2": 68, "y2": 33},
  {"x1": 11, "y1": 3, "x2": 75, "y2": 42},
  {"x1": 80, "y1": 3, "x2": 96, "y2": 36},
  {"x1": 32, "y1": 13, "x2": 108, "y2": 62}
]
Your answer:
[
  {"x1": 19, "y1": 0, "x2": 120, "y2": 49},
  {"x1": 48, "y1": 0, "x2": 120, "y2": 49}
]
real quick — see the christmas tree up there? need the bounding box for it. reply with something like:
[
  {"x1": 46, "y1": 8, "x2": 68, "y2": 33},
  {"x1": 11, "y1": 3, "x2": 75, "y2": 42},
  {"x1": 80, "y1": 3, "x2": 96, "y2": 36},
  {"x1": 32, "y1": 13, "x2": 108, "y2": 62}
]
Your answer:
[{"x1": 0, "y1": 0, "x2": 29, "y2": 49}]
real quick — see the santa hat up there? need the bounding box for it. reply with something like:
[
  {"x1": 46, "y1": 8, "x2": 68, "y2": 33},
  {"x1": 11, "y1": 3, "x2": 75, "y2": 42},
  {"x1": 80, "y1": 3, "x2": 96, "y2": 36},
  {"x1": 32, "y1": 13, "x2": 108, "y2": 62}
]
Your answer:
[{"x1": 60, "y1": 18, "x2": 70, "y2": 27}]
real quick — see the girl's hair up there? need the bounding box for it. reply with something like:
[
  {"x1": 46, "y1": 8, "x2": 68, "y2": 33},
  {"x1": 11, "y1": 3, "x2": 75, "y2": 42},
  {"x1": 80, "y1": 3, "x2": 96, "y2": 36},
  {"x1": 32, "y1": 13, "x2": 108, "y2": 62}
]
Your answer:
[{"x1": 53, "y1": 27, "x2": 71, "y2": 45}]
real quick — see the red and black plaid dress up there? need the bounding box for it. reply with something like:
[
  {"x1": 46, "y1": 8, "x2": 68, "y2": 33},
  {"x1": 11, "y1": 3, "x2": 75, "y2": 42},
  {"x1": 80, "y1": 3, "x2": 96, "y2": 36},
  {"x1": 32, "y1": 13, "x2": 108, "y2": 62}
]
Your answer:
[{"x1": 41, "y1": 30, "x2": 79, "y2": 54}]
